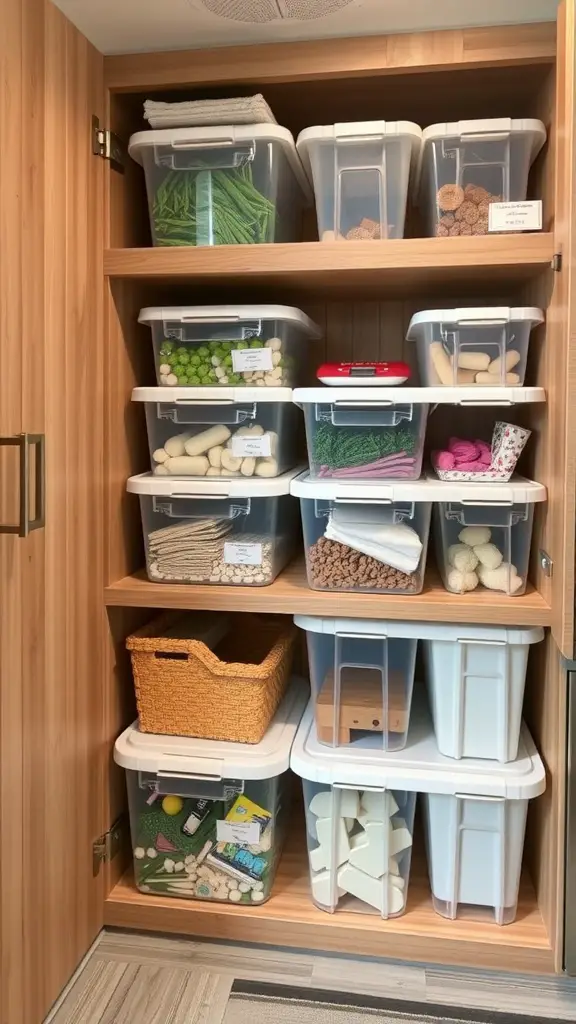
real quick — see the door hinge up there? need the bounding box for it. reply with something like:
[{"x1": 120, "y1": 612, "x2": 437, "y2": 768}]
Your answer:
[
  {"x1": 93, "y1": 816, "x2": 125, "y2": 876},
  {"x1": 552, "y1": 252, "x2": 562, "y2": 272},
  {"x1": 539, "y1": 549, "x2": 553, "y2": 578},
  {"x1": 92, "y1": 115, "x2": 124, "y2": 173}
]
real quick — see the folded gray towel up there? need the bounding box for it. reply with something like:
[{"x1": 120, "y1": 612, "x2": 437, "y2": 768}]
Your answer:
[{"x1": 144, "y1": 94, "x2": 276, "y2": 129}]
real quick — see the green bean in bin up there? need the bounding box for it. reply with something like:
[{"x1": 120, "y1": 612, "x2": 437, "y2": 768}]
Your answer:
[{"x1": 314, "y1": 422, "x2": 418, "y2": 478}]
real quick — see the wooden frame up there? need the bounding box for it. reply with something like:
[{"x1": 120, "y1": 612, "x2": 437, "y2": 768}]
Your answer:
[{"x1": 99, "y1": 16, "x2": 573, "y2": 978}]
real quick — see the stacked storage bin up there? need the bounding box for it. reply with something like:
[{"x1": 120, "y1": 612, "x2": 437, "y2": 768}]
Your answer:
[{"x1": 291, "y1": 617, "x2": 546, "y2": 924}]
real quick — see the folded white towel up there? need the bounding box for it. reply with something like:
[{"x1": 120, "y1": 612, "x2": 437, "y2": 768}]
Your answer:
[
  {"x1": 144, "y1": 95, "x2": 277, "y2": 129},
  {"x1": 325, "y1": 509, "x2": 422, "y2": 574}
]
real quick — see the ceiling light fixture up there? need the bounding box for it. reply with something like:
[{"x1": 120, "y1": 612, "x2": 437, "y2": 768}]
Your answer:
[{"x1": 194, "y1": 0, "x2": 359, "y2": 23}]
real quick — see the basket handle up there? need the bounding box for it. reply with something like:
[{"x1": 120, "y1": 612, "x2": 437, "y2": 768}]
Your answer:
[{"x1": 154, "y1": 650, "x2": 190, "y2": 661}]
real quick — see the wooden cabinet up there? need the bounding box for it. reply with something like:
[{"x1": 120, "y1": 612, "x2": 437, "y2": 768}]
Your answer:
[{"x1": 2, "y1": 4, "x2": 576, "y2": 1022}]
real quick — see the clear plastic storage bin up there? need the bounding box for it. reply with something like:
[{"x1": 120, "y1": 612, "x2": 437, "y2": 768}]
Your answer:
[
  {"x1": 128, "y1": 124, "x2": 311, "y2": 247},
  {"x1": 114, "y1": 680, "x2": 307, "y2": 904},
  {"x1": 422, "y1": 726, "x2": 545, "y2": 924},
  {"x1": 294, "y1": 615, "x2": 428, "y2": 751},
  {"x1": 407, "y1": 307, "x2": 544, "y2": 387},
  {"x1": 293, "y1": 388, "x2": 429, "y2": 481},
  {"x1": 133, "y1": 386, "x2": 300, "y2": 479},
  {"x1": 433, "y1": 477, "x2": 547, "y2": 597},
  {"x1": 418, "y1": 118, "x2": 546, "y2": 237},
  {"x1": 297, "y1": 121, "x2": 422, "y2": 241},
  {"x1": 127, "y1": 467, "x2": 302, "y2": 586},
  {"x1": 422, "y1": 623, "x2": 544, "y2": 762},
  {"x1": 139, "y1": 305, "x2": 321, "y2": 388},
  {"x1": 291, "y1": 696, "x2": 545, "y2": 926},
  {"x1": 291, "y1": 473, "x2": 432, "y2": 594}
]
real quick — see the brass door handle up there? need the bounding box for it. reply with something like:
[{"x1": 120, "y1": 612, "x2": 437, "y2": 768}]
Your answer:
[{"x1": 0, "y1": 433, "x2": 45, "y2": 537}]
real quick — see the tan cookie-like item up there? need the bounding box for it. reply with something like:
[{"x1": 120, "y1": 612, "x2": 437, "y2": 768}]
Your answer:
[
  {"x1": 437, "y1": 184, "x2": 465, "y2": 212},
  {"x1": 472, "y1": 221, "x2": 488, "y2": 235},
  {"x1": 440, "y1": 213, "x2": 456, "y2": 228},
  {"x1": 459, "y1": 222, "x2": 473, "y2": 235},
  {"x1": 466, "y1": 185, "x2": 492, "y2": 204},
  {"x1": 449, "y1": 224, "x2": 461, "y2": 236},
  {"x1": 463, "y1": 203, "x2": 480, "y2": 225},
  {"x1": 346, "y1": 226, "x2": 373, "y2": 240},
  {"x1": 436, "y1": 223, "x2": 449, "y2": 237}
]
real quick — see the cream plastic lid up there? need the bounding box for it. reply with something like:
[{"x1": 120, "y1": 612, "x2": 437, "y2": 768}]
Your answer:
[
  {"x1": 128, "y1": 123, "x2": 311, "y2": 198},
  {"x1": 293, "y1": 386, "x2": 545, "y2": 405},
  {"x1": 290, "y1": 699, "x2": 546, "y2": 799},
  {"x1": 132, "y1": 386, "x2": 294, "y2": 404},
  {"x1": 294, "y1": 615, "x2": 544, "y2": 646},
  {"x1": 407, "y1": 307, "x2": 544, "y2": 336},
  {"x1": 114, "y1": 679, "x2": 308, "y2": 780},
  {"x1": 290, "y1": 471, "x2": 546, "y2": 504},
  {"x1": 297, "y1": 121, "x2": 422, "y2": 180},
  {"x1": 127, "y1": 465, "x2": 304, "y2": 499},
  {"x1": 138, "y1": 305, "x2": 321, "y2": 338},
  {"x1": 421, "y1": 118, "x2": 546, "y2": 158}
]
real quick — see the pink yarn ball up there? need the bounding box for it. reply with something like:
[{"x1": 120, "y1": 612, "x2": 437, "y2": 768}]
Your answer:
[
  {"x1": 455, "y1": 459, "x2": 486, "y2": 471},
  {"x1": 434, "y1": 450, "x2": 455, "y2": 470},
  {"x1": 475, "y1": 440, "x2": 492, "y2": 466}
]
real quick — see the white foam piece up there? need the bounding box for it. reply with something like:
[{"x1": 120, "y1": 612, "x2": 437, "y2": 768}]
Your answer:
[{"x1": 309, "y1": 789, "x2": 360, "y2": 819}]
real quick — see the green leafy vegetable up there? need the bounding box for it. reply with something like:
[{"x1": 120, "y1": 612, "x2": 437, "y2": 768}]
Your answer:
[{"x1": 313, "y1": 421, "x2": 416, "y2": 470}]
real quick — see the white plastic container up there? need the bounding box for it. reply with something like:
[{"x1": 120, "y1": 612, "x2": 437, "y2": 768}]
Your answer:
[
  {"x1": 294, "y1": 615, "x2": 427, "y2": 752},
  {"x1": 418, "y1": 118, "x2": 546, "y2": 237},
  {"x1": 127, "y1": 466, "x2": 303, "y2": 586},
  {"x1": 291, "y1": 697, "x2": 545, "y2": 924},
  {"x1": 433, "y1": 476, "x2": 547, "y2": 597},
  {"x1": 138, "y1": 305, "x2": 321, "y2": 388},
  {"x1": 294, "y1": 387, "x2": 431, "y2": 481},
  {"x1": 407, "y1": 307, "x2": 544, "y2": 387},
  {"x1": 128, "y1": 124, "x2": 311, "y2": 247},
  {"x1": 114, "y1": 679, "x2": 307, "y2": 905},
  {"x1": 422, "y1": 623, "x2": 544, "y2": 762},
  {"x1": 291, "y1": 473, "x2": 432, "y2": 594},
  {"x1": 133, "y1": 386, "x2": 300, "y2": 479},
  {"x1": 297, "y1": 121, "x2": 422, "y2": 241}
]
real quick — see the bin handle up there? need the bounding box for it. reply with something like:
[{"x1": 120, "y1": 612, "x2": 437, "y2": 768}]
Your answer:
[
  {"x1": 459, "y1": 499, "x2": 513, "y2": 507},
  {"x1": 455, "y1": 792, "x2": 505, "y2": 802},
  {"x1": 457, "y1": 638, "x2": 507, "y2": 646},
  {"x1": 333, "y1": 399, "x2": 394, "y2": 408},
  {"x1": 457, "y1": 400, "x2": 514, "y2": 407},
  {"x1": 334, "y1": 497, "x2": 392, "y2": 505},
  {"x1": 171, "y1": 136, "x2": 235, "y2": 149}
]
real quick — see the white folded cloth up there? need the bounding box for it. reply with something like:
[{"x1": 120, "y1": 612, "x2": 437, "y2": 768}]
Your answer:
[
  {"x1": 325, "y1": 506, "x2": 423, "y2": 574},
  {"x1": 144, "y1": 95, "x2": 277, "y2": 129}
]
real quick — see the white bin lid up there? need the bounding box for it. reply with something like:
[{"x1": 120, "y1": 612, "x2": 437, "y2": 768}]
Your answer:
[
  {"x1": 128, "y1": 123, "x2": 311, "y2": 198},
  {"x1": 290, "y1": 699, "x2": 545, "y2": 799},
  {"x1": 133, "y1": 386, "x2": 294, "y2": 405},
  {"x1": 294, "y1": 615, "x2": 544, "y2": 646},
  {"x1": 293, "y1": 386, "x2": 545, "y2": 405},
  {"x1": 422, "y1": 118, "x2": 546, "y2": 158},
  {"x1": 127, "y1": 465, "x2": 305, "y2": 498},
  {"x1": 407, "y1": 307, "x2": 544, "y2": 338},
  {"x1": 114, "y1": 678, "x2": 308, "y2": 780},
  {"x1": 297, "y1": 121, "x2": 422, "y2": 178},
  {"x1": 290, "y1": 471, "x2": 545, "y2": 503},
  {"x1": 138, "y1": 305, "x2": 321, "y2": 338}
]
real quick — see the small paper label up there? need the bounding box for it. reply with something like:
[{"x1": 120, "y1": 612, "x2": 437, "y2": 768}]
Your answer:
[
  {"x1": 231, "y1": 347, "x2": 273, "y2": 373},
  {"x1": 488, "y1": 200, "x2": 542, "y2": 233},
  {"x1": 223, "y1": 542, "x2": 262, "y2": 566},
  {"x1": 216, "y1": 820, "x2": 261, "y2": 844},
  {"x1": 231, "y1": 435, "x2": 272, "y2": 458}
]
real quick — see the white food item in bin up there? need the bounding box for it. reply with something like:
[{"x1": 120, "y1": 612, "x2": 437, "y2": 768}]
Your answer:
[
  {"x1": 309, "y1": 788, "x2": 360, "y2": 819},
  {"x1": 311, "y1": 869, "x2": 345, "y2": 905},
  {"x1": 359, "y1": 790, "x2": 399, "y2": 822},
  {"x1": 337, "y1": 864, "x2": 405, "y2": 915}
]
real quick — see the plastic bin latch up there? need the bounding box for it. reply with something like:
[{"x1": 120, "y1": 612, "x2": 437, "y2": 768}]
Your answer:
[
  {"x1": 153, "y1": 497, "x2": 250, "y2": 520},
  {"x1": 155, "y1": 141, "x2": 256, "y2": 171}
]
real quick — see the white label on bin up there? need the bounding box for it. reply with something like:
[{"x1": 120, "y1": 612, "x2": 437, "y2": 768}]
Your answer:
[
  {"x1": 223, "y1": 542, "x2": 262, "y2": 566},
  {"x1": 231, "y1": 435, "x2": 272, "y2": 458},
  {"x1": 488, "y1": 200, "x2": 542, "y2": 232},
  {"x1": 231, "y1": 347, "x2": 273, "y2": 373},
  {"x1": 216, "y1": 820, "x2": 261, "y2": 844}
]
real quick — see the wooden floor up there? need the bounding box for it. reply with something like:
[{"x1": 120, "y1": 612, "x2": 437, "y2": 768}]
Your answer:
[{"x1": 46, "y1": 930, "x2": 576, "y2": 1024}]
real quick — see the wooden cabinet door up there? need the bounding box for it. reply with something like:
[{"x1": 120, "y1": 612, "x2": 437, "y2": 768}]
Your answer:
[
  {"x1": 549, "y1": 0, "x2": 576, "y2": 658},
  {"x1": 0, "y1": 2, "x2": 106, "y2": 1022}
]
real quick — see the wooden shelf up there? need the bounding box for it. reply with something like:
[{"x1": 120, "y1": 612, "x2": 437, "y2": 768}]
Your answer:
[
  {"x1": 104, "y1": 235, "x2": 554, "y2": 299},
  {"x1": 105, "y1": 560, "x2": 551, "y2": 626},
  {"x1": 104, "y1": 829, "x2": 553, "y2": 974}
]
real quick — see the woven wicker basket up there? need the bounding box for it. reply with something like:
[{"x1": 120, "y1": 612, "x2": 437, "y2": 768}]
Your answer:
[{"x1": 127, "y1": 611, "x2": 296, "y2": 743}]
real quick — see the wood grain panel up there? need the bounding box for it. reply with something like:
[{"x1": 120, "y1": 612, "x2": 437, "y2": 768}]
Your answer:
[
  {"x1": 103, "y1": 236, "x2": 555, "y2": 300},
  {"x1": 0, "y1": 2, "x2": 33, "y2": 1020},
  {"x1": 104, "y1": 835, "x2": 554, "y2": 975},
  {"x1": 104, "y1": 562, "x2": 551, "y2": 627},
  {"x1": 104, "y1": 23, "x2": 556, "y2": 93}
]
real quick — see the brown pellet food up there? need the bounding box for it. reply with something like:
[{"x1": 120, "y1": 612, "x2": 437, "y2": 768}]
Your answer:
[
  {"x1": 440, "y1": 213, "x2": 456, "y2": 228},
  {"x1": 436, "y1": 223, "x2": 449, "y2": 237},
  {"x1": 437, "y1": 183, "x2": 465, "y2": 212},
  {"x1": 307, "y1": 536, "x2": 420, "y2": 593}
]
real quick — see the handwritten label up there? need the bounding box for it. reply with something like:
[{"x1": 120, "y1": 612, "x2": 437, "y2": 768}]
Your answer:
[
  {"x1": 231, "y1": 347, "x2": 273, "y2": 373},
  {"x1": 223, "y1": 542, "x2": 262, "y2": 566},
  {"x1": 231, "y1": 435, "x2": 272, "y2": 458},
  {"x1": 488, "y1": 200, "x2": 542, "y2": 233},
  {"x1": 216, "y1": 820, "x2": 261, "y2": 844}
]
